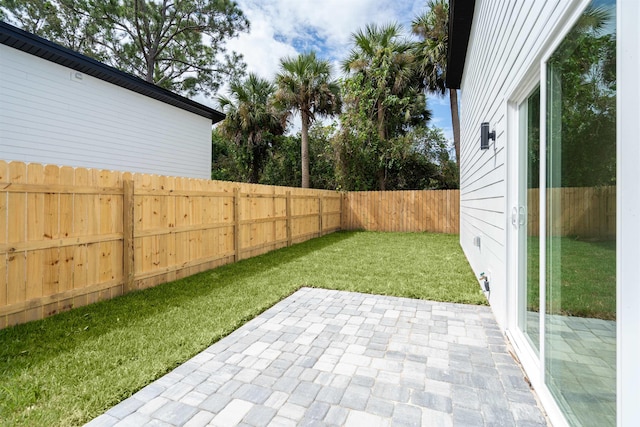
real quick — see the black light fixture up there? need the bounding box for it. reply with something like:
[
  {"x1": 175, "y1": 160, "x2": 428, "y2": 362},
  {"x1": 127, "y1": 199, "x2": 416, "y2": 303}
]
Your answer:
[{"x1": 481, "y1": 122, "x2": 495, "y2": 150}]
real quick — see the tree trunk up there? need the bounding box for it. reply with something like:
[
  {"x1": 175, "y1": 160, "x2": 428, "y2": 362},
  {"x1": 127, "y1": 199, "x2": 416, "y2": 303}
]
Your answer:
[
  {"x1": 377, "y1": 168, "x2": 386, "y2": 191},
  {"x1": 300, "y1": 111, "x2": 310, "y2": 188},
  {"x1": 145, "y1": 54, "x2": 155, "y2": 83},
  {"x1": 249, "y1": 155, "x2": 260, "y2": 183},
  {"x1": 377, "y1": 103, "x2": 387, "y2": 191},
  {"x1": 449, "y1": 88, "x2": 461, "y2": 167}
]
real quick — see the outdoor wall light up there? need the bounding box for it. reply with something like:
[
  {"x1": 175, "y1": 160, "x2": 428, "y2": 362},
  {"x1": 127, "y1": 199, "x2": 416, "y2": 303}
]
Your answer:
[{"x1": 480, "y1": 122, "x2": 495, "y2": 150}]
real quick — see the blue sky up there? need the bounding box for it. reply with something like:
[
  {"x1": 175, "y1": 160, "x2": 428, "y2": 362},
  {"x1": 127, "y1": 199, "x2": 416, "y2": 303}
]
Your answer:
[{"x1": 218, "y1": 0, "x2": 454, "y2": 143}]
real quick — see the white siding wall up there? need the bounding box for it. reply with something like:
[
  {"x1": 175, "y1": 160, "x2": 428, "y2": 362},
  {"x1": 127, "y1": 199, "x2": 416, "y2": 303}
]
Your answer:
[
  {"x1": 458, "y1": 0, "x2": 576, "y2": 328},
  {"x1": 0, "y1": 44, "x2": 212, "y2": 179}
]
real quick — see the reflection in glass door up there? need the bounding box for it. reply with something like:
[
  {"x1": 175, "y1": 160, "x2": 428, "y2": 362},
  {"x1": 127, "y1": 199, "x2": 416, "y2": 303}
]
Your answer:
[
  {"x1": 517, "y1": 87, "x2": 540, "y2": 354},
  {"x1": 545, "y1": 1, "x2": 616, "y2": 425}
]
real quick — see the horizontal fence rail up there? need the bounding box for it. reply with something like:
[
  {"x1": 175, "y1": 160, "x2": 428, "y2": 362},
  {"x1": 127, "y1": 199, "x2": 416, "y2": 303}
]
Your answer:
[
  {"x1": 342, "y1": 190, "x2": 461, "y2": 234},
  {"x1": 0, "y1": 161, "x2": 341, "y2": 328}
]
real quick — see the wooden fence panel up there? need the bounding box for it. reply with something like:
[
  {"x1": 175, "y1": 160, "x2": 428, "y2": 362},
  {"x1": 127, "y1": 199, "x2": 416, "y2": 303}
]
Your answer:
[
  {"x1": 342, "y1": 190, "x2": 461, "y2": 234},
  {"x1": 0, "y1": 158, "x2": 619, "y2": 330},
  {"x1": 526, "y1": 186, "x2": 615, "y2": 239},
  {"x1": 0, "y1": 161, "x2": 344, "y2": 328}
]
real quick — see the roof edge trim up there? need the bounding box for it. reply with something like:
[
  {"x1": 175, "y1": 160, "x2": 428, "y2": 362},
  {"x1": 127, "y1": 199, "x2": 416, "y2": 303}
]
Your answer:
[{"x1": 0, "y1": 21, "x2": 225, "y2": 123}]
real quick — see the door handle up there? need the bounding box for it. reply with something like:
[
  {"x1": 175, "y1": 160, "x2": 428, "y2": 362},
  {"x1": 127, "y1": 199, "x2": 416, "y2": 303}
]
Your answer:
[
  {"x1": 519, "y1": 206, "x2": 526, "y2": 226},
  {"x1": 511, "y1": 207, "x2": 518, "y2": 228}
]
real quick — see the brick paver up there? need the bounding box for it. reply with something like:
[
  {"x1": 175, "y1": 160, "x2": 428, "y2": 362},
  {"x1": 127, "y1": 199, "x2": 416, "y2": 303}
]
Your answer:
[{"x1": 86, "y1": 288, "x2": 548, "y2": 426}]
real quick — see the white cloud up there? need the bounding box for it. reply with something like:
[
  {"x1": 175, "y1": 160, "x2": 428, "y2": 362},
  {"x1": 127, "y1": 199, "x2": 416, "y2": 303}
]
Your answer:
[{"x1": 228, "y1": 0, "x2": 426, "y2": 81}]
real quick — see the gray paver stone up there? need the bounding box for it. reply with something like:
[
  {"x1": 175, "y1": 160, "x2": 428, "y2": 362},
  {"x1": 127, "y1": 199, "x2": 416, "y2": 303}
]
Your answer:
[
  {"x1": 392, "y1": 403, "x2": 422, "y2": 427},
  {"x1": 365, "y1": 396, "x2": 395, "y2": 418},
  {"x1": 305, "y1": 401, "x2": 331, "y2": 420},
  {"x1": 453, "y1": 406, "x2": 485, "y2": 426},
  {"x1": 117, "y1": 413, "x2": 153, "y2": 427},
  {"x1": 84, "y1": 414, "x2": 119, "y2": 427},
  {"x1": 106, "y1": 397, "x2": 144, "y2": 419},
  {"x1": 316, "y1": 386, "x2": 345, "y2": 405},
  {"x1": 411, "y1": 390, "x2": 452, "y2": 413},
  {"x1": 288, "y1": 381, "x2": 322, "y2": 407},
  {"x1": 242, "y1": 404, "x2": 277, "y2": 426},
  {"x1": 234, "y1": 383, "x2": 272, "y2": 404},
  {"x1": 340, "y1": 384, "x2": 371, "y2": 410},
  {"x1": 150, "y1": 400, "x2": 198, "y2": 425},
  {"x1": 482, "y1": 403, "x2": 516, "y2": 426},
  {"x1": 198, "y1": 393, "x2": 232, "y2": 413},
  {"x1": 182, "y1": 411, "x2": 215, "y2": 427}
]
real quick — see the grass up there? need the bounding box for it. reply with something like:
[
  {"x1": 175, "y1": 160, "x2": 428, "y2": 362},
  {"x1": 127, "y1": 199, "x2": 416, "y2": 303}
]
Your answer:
[
  {"x1": 0, "y1": 231, "x2": 483, "y2": 426},
  {"x1": 526, "y1": 236, "x2": 616, "y2": 320}
]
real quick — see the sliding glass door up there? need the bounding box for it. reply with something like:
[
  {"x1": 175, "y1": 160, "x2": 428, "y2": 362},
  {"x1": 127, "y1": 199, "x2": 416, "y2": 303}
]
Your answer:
[
  {"x1": 514, "y1": 1, "x2": 617, "y2": 425},
  {"x1": 516, "y1": 86, "x2": 541, "y2": 355},
  {"x1": 545, "y1": 2, "x2": 616, "y2": 425}
]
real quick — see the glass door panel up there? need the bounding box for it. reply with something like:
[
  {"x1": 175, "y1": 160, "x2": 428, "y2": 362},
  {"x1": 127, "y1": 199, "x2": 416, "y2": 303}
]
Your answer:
[
  {"x1": 545, "y1": 1, "x2": 616, "y2": 425},
  {"x1": 517, "y1": 86, "x2": 541, "y2": 354}
]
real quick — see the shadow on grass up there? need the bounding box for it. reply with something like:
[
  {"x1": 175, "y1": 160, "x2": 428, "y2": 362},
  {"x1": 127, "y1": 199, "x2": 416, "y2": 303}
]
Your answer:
[{"x1": 0, "y1": 231, "x2": 360, "y2": 366}]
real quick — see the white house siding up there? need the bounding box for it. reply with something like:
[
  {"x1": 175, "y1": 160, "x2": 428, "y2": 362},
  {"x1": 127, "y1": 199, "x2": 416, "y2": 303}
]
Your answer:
[
  {"x1": 0, "y1": 44, "x2": 212, "y2": 179},
  {"x1": 458, "y1": 0, "x2": 574, "y2": 328}
]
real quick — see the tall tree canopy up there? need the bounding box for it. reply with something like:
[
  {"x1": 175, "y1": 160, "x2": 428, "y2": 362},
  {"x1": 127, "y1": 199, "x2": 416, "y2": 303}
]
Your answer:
[
  {"x1": 548, "y1": 6, "x2": 616, "y2": 188},
  {"x1": 1, "y1": 0, "x2": 250, "y2": 95},
  {"x1": 275, "y1": 51, "x2": 341, "y2": 188},
  {"x1": 340, "y1": 23, "x2": 430, "y2": 190},
  {"x1": 217, "y1": 73, "x2": 286, "y2": 183},
  {"x1": 412, "y1": 0, "x2": 461, "y2": 166}
]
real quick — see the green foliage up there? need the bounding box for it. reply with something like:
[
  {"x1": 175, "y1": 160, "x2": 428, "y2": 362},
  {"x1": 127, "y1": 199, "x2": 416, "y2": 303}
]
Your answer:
[
  {"x1": 411, "y1": 0, "x2": 448, "y2": 94},
  {"x1": 0, "y1": 0, "x2": 99, "y2": 53},
  {"x1": 211, "y1": 128, "x2": 246, "y2": 182},
  {"x1": 548, "y1": 6, "x2": 616, "y2": 188},
  {"x1": 338, "y1": 23, "x2": 433, "y2": 190},
  {"x1": 1, "y1": 0, "x2": 250, "y2": 95},
  {"x1": 261, "y1": 125, "x2": 338, "y2": 189},
  {"x1": 526, "y1": 237, "x2": 616, "y2": 320},
  {"x1": 412, "y1": 0, "x2": 461, "y2": 167},
  {"x1": 275, "y1": 51, "x2": 342, "y2": 188},
  {"x1": 216, "y1": 73, "x2": 286, "y2": 183}
]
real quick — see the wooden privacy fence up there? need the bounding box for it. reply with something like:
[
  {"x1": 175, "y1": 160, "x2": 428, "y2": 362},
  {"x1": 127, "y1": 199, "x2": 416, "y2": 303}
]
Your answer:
[
  {"x1": 0, "y1": 161, "x2": 617, "y2": 330},
  {"x1": 342, "y1": 190, "x2": 460, "y2": 234},
  {"x1": 0, "y1": 161, "x2": 341, "y2": 328},
  {"x1": 526, "y1": 186, "x2": 615, "y2": 239}
]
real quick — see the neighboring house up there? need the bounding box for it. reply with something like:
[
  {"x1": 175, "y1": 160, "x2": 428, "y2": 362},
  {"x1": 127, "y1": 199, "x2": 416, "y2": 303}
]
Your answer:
[
  {"x1": 448, "y1": 0, "x2": 637, "y2": 426},
  {"x1": 0, "y1": 21, "x2": 224, "y2": 179}
]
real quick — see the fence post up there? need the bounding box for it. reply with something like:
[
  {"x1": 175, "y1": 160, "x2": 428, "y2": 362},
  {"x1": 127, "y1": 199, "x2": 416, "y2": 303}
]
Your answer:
[
  {"x1": 123, "y1": 180, "x2": 135, "y2": 293},
  {"x1": 234, "y1": 187, "x2": 240, "y2": 262},
  {"x1": 318, "y1": 196, "x2": 324, "y2": 236},
  {"x1": 286, "y1": 191, "x2": 292, "y2": 246},
  {"x1": 340, "y1": 193, "x2": 346, "y2": 230}
]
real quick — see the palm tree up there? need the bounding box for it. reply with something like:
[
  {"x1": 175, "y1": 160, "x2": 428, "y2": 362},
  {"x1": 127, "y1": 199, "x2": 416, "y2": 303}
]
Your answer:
[
  {"x1": 412, "y1": 0, "x2": 461, "y2": 166},
  {"x1": 275, "y1": 52, "x2": 341, "y2": 188},
  {"x1": 217, "y1": 73, "x2": 286, "y2": 183},
  {"x1": 342, "y1": 23, "x2": 423, "y2": 190}
]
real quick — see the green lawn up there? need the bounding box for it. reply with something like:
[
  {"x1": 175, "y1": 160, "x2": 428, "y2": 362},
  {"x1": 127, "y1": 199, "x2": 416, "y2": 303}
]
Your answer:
[
  {"x1": 526, "y1": 236, "x2": 616, "y2": 320},
  {"x1": 0, "y1": 231, "x2": 483, "y2": 427}
]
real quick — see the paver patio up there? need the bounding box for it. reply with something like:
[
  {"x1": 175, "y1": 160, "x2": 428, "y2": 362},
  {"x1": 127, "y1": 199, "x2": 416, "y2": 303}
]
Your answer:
[{"x1": 86, "y1": 288, "x2": 548, "y2": 426}]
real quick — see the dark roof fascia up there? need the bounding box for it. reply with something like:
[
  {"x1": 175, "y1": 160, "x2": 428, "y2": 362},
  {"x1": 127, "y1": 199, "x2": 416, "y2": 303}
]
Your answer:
[
  {"x1": 446, "y1": 0, "x2": 476, "y2": 89},
  {"x1": 0, "y1": 21, "x2": 225, "y2": 124}
]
